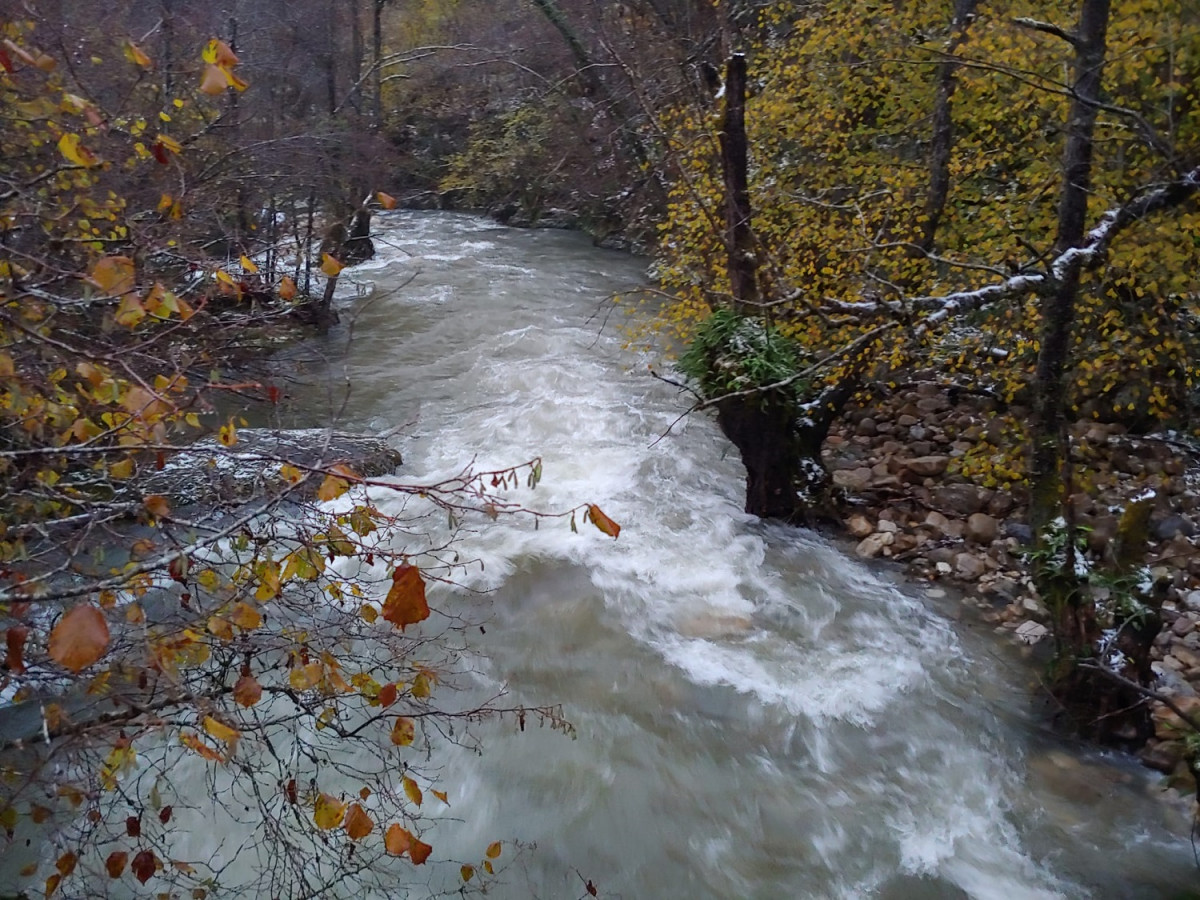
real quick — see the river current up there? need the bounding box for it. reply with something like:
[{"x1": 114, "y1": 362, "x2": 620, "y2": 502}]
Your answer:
[{"x1": 278, "y1": 211, "x2": 1194, "y2": 899}]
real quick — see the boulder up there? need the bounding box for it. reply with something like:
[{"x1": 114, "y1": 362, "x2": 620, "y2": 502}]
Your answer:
[
  {"x1": 965, "y1": 513, "x2": 999, "y2": 544},
  {"x1": 954, "y1": 552, "x2": 987, "y2": 581},
  {"x1": 905, "y1": 456, "x2": 950, "y2": 477},
  {"x1": 933, "y1": 483, "x2": 988, "y2": 516},
  {"x1": 855, "y1": 532, "x2": 895, "y2": 558}
]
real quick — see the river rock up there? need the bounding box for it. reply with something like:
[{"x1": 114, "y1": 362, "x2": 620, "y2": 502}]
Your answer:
[
  {"x1": 1015, "y1": 621, "x2": 1049, "y2": 645},
  {"x1": 1139, "y1": 740, "x2": 1187, "y2": 774},
  {"x1": 933, "y1": 483, "x2": 988, "y2": 516},
  {"x1": 833, "y1": 467, "x2": 874, "y2": 491},
  {"x1": 965, "y1": 513, "x2": 999, "y2": 544},
  {"x1": 954, "y1": 552, "x2": 987, "y2": 581},
  {"x1": 905, "y1": 456, "x2": 950, "y2": 477},
  {"x1": 846, "y1": 515, "x2": 875, "y2": 538},
  {"x1": 1154, "y1": 514, "x2": 1197, "y2": 541},
  {"x1": 856, "y1": 532, "x2": 894, "y2": 558}
]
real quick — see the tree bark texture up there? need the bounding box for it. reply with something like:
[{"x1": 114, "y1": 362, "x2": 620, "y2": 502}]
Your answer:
[
  {"x1": 1030, "y1": 0, "x2": 1111, "y2": 541},
  {"x1": 719, "y1": 53, "x2": 759, "y2": 314}
]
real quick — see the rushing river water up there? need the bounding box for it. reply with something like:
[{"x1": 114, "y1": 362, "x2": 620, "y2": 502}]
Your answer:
[{"x1": 280, "y1": 211, "x2": 1195, "y2": 899}]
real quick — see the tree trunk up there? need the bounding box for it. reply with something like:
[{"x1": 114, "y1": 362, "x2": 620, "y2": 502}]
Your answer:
[
  {"x1": 918, "y1": 0, "x2": 979, "y2": 252},
  {"x1": 372, "y1": 0, "x2": 384, "y2": 125},
  {"x1": 719, "y1": 53, "x2": 759, "y2": 313},
  {"x1": 1030, "y1": 0, "x2": 1110, "y2": 540}
]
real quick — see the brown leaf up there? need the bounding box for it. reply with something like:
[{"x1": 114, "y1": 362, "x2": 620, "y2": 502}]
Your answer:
[
  {"x1": 409, "y1": 834, "x2": 433, "y2": 865},
  {"x1": 125, "y1": 815, "x2": 141, "y2": 837},
  {"x1": 6, "y1": 625, "x2": 28, "y2": 674},
  {"x1": 199, "y1": 64, "x2": 226, "y2": 95},
  {"x1": 105, "y1": 851, "x2": 127, "y2": 878},
  {"x1": 343, "y1": 803, "x2": 373, "y2": 840},
  {"x1": 55, "y1": 852, "x2": 77, "y2": 877},
  {"x1": 486, "y1": 841, "x2": 502, "y2": 859},
  {"x1": 377, "y1": 683, "x2": 398, "y2": 708},
  {"x1": 131, "y1": 849, "x2": 157, "y2": 884},
  {"x1": 143, "y1": 495, "x2": 170, "y2": 518},
  {"x1": 48, "y1": 605, "x2": 109, "y2": 672},
  {"x1": 586, "y1": 505, "x2": 621, "y2": 539},
  {"x1": 381, "y1": 565, "x2": 429, "y2": 631},
  {"x1": 233, "y1": 673, "x2": 262, "y2": 708}
]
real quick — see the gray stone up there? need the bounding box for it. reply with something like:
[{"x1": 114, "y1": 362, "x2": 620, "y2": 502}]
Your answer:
[
  {"x1": 833, "y1": 467, "x2": 873, "y2": 491},
  {"x1": 1004, "y1": 522, "x2": 1034, "y2": 544},
  {"x1": 905, "y1": 456, "x2": 950, "y2": 477},
  {"x1": 954, "y1": 552, "x2": 987, "y2": 581},
  {"x1": 933, "y1": 483, "x2": 987, "y2": 515},
  {"x1": 1181, "y1": 590, "x2": 1200, "y2": 613},
  {"x1": 965, "y1": 513, "x2": 999, "y2": 544},
  {"x1": 856, "y1": 418, "x2": 878, "y2": 437},
  {"x1": 1154, "y1": 514, "x2": 1196, "y2": 541},
  {"x1": 1015, "y1": 621, "x2": 1050, "y2": 645},
  {"x1": 924, "y1": 510, "x2": 951, "y2": 534}
]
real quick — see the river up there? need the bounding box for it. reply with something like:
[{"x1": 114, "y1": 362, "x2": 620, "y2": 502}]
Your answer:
[{"x1": 281, "y1": 211, "x2": 1194, "y2": 899}]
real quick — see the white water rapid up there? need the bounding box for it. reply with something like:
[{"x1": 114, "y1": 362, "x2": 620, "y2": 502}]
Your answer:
[{"x1": 278, "y1": 212, "x2": 1194, "y2": 898}]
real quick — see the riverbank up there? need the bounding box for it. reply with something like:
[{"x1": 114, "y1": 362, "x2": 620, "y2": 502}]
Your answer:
[{"x1": 821, "y1": 378, "x2": 1200, "y2": 803}]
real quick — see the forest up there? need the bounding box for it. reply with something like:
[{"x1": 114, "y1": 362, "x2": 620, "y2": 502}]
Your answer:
[{"x1": 2, "y1": 0, "x2": 1200, "y2": 897}]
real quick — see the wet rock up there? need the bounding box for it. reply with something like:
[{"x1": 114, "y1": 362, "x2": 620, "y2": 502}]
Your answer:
[
  {"x1": 933, "y1": 483, "x2": 988, "y2": 516},
  {"x1": 846, "y1": 515, "x2": 875, "y2": 538},
  {"x1": 833, "y1": 467, "x2": 873, "y2": 491},
  {"x1": 905, "y1": 456, "x2": 950, "y2": 477},
  {"x1": 1004, "y1": 521, "x2": 1034, "y2": 544},
  {"x1": 1154, "y1": 514, "x2": 1196, "y2": 541},
  {"x1": 954, "y1": 552, "x2": 987, "y2": 581},
  {"x1": 856, "y1": 532, "x2": 894, "y2": 559},
  {"x1": 965, "y1": 513, "x2": 999, "y2": 544},
  {"x1": 1015, "y1": 621, "x2": 1049, "y2": 644}
]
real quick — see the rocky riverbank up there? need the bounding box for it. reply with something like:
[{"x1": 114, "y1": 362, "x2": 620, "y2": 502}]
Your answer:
[{"x1": 822, "y1": 379, "x2": 1200, "y2": 800}]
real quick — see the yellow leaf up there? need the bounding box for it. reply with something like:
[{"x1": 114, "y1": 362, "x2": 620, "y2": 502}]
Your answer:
[
  {"x1": 229, "y1": 602, "x2": 262, "y2": 630},
  {"x1": 239, "y1": 255, "x2": 258, "y2": 274},
  {"x1": 313, "y1": 793, "x2": 346, "y2": 830},
  {"x1": 114, "y1": 293, "x2": 146, "y2": 328},
  {"x1": 410, "y1": 672, "x2": 432, "y2": 699},
  {"x1": 360, "y1": 605, "x2": 379, "y2": 624},
  {"x1": 221, "y1": 67, "x2": 250, "y2": 92},
  {"x1": 202, "y1": 716, "x2": 239, "y2": 744},
  {"x1": 402, "y1": 775, "x2": 422, "y2": 807},
  {"x1": 155, "y1": 133, "x2": 182, "y2": 154},
  {"x1": 320, "y1": 253, "x2": 344, "y2": 277},
  {"x1": 218, "y1": 422, "x2": 237, "y2": 447},
  {"x1": 317, "y1": 474, "x2": 349, "y2": 501},
  {"x1": 289, "y1": 662, "x2": 322, "y2": 690},
  {"x1": 109, "y1": 457, "x2": 135, "y2": 480},
  {"x1": 48, "y1": 605, "x2": 109, "y2": 672},
  {"x1": 486, "y1": 841, "x2": 502, "y2": 859},
  {"x1": 344, "y1": 803, "x2": 373, "y2": 840},
  {"x1": 202, "y1": 39, "x2": 239, "y2": 68},
  {"x1": 58, "y1": 133, "x2": 101, "y2": 167},
  {"x1": 381, "y1": 565, "x2": 429, "y2": 631},
  {"x1": 484, "y1": 860, "x2": 494, "y2": 875}
]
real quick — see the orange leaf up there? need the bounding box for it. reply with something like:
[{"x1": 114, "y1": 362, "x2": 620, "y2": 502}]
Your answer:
[
  {"x1": 409, "y1": 835, "x2": 433, "y2": 865},
  {"x1": 376, "y1": 191, "x2": 397, "y2": 210},
  {"x1": 381, "y1": 565, "x2": 429, "y2": 631},
  {"x1": 131, "y1": 850, "x2": 156, "y2": 884},
  {"x1": 402, "y1": 775, "x2": 422, "y2": 807},
  {"x1": 143, "y1": 495, "x2": 170, "y2": 518},
  {"x1": 199, "y1": 64, "x2": 227, "y2": 95},
  {"x1": 91, "y1": 256, "x2": 136, "y2": 297},
  {"x1": 55, "y1": 852, "x2": 77, "y2": 877},
  {"x1": 123, "y1": 40, "x2": 151, "y2": 68},
  {"x1": 586, "y1": 504, "x2": 621, "y2": 539},
  {"x1": 486, "y1": 841, "x2": 502, "y2": 859},
  {"x1": 390, "y1": 716, "x2": 415, "y2": 746},
  {"x1": 461, "y1": 865, "x2": 475, "y2": 882},
  {"x1": 279, "y1": 275, "x2": 297, "y2": 301},
  {"x1": 432, "y1": 789, "x2": 448, "y2": 805},
  {"x1": 232, "y1": 673, "x2": 262, "y2": 707},
  {"x1": 44, "y1": 874, "x2": 61, "y2": 897},
  {"x1": 384, "y1": 823, "x2": 411, "y2": 857},
  {"x1": 180, "y1": 732, "x2": 222, "y2": 762},
  {"x1": 104, "y1": 851, "x2": 127, "y2": 878},
  {"x1": 48, "y1": 605, "x2": 109, "y2": 672},
  {"x1": 313, "y1": 793, "x2": 346, "y2": 830},
  {"x1": 207, "y1": 616, "x2": 233, "y2": 642},
  {"x1": 343, "y1": 803, "x2": 373, "y2": 840},
  {"x1": 320, "y1": 253, "x2": 344, "y2": 277}
]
